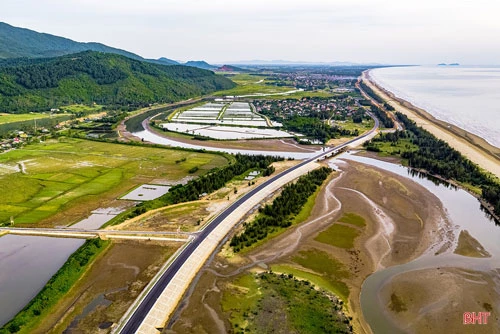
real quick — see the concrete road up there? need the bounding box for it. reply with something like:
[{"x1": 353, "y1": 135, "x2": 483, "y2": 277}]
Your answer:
[{"x1": 115, "y1": 115, "x2": 379, "y2": 334}]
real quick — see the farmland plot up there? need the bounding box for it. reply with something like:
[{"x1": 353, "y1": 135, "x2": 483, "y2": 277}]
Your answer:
[{"x1": 166, "y1": 102, "x2": 289, "y2": 138}]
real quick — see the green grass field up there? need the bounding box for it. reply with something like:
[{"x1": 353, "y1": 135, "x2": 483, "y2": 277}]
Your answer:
[
  {"x1": 0, "y1": 113, "x2": 69, "y2": 125},
  {"x1": 270, "y1": 264, "x2": 347, "y2": 300},
  {"x1": 335, "y1": 118, "x2": 374, "y2": 133},
  {"x1": 59, "y1": 104, "x2": 104, "y2": 114},
  {"x1": 291, "y1": 249, "x2": 350, "y2": 301},
  {"x1": 370, "y1": 138, "x2": 419, "y2": 157},
  {"x1": 221, "y1": 274, "x2": 261, "y2": 328},
  {"x1": 339, "y1": 212, "x2": 366, "y2": 227},
  {"x1": 214, "y1": 74, "x2": 294, "y2": 97},
  {"x1": 315, "y1": 213, "x2": 365, "y2": 249},
  {"x1": 0, "y1": 138, "x2": 228, "y2": 226},
  {"x1": 222, "y1": 272, "x2": 351, "y2": 333},
  {"x1": 315, "y1": 224, "x2": 360, "y2": 249}
]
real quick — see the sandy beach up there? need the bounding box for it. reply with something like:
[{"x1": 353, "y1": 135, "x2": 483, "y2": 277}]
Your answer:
[{"x1": 362, "y1": 70, "x2": 500, "y2": 178}]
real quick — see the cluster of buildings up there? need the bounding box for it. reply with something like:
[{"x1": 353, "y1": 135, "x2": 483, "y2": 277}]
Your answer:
[
  {"x1": 254, "y1": 97, "x2": 359, "y2": 120},
  {"x1": 0, "y1": 128, "x2": 51, "y2": 152},
  {"x1": 270, "y1": 72, "x2": 358, "y2": 91}
]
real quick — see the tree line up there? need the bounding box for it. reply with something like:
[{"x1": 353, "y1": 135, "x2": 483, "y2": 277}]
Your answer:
[
  {"x1": 230, "y1": 167, "x2": 331, "y2": 252},
  {"x1": 369, "y1": 105, "x2": 394, "y2": 128},
  {"x1": 284, "y1": 116, "x2": 357, "y2": 143},
  {"x1": 365, "y1": 112, "x2": 500, "y2": 217},
  {"x1": 358, "y1": 81, "x2": 384, "y2": 104},
  {"x1": 125, "y1": 154, "x2": 284, "y2": 220}
]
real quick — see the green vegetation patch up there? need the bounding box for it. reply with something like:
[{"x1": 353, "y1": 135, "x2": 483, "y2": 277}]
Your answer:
[
  {"x1": 0, "y1": 113, "x2": 64, "y2": 125},
  {"x1": 0, "y1": 114, "x2": 72, "y2": 136},
  {"x1": 292, "y1": 185, "x2": 322, "y2": 225},
  {"x1": 389, "y1": 292, "x2": 408, "y2": 313},
  {"x1": 222, "y1": 272, "x2": 352, "y2": 334},
  {"x1": 230, "y1": 167, "x2": 331, "y2": 252},
  {"x1": 364, "y1": 132, "x2": 419, "y2": 159},
  {"x1": 110, "y1": 154, "x2": 283, "y2": 225},
  {"x1": 292, "y1": 250, "x2": 350, "y2": 301},
  {"x1": 315, "y1": 224, "x2": 360, "y2": 249},
  {"x1": 0, "y1": 51, "x2": 235, "y2": 112},
  {"x1": 339, "y1": 212, "x2": 366, "y2": 227},
  {"x1": 60, "y1": 104, "x2": 103, "y2": 115},
  {"x1": 271, "y1": 265, "x2": 347, "y2": 301},
  {"x1": 0, "y1": 239, "x2": 110, "y2": 334},
  {"x1": 213, "y1": 73, "x2": 293, "y2": 97},
  {"x1": 335, "y1": 118, "x2": 374, "y2": 134},
  {"x1": 0, "y1": 138, "x2": 227, "y2": 226},
  {"x1": 221, "y1": 274, "x2": 261, "y2": 328},
  {"x1": 364, "y1": 111, "x2": 500, "y2": 218}
]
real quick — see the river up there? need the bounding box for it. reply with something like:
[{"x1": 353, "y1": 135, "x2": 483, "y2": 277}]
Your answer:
[
  {"x1": 341, "y1": 154, "x2": 500, "y2": 333},
  {"x1": 133, "y1": 129, "x2": 323, "y2": 160}
]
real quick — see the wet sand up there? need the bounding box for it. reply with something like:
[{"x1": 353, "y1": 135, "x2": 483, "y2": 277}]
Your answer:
[
  {"x1": 379, "y1": 267, "x2": 500, "y2": 334},
  {"x1": 165, "y1": 158, "x2": 452, "y2": 334},
  {"x1": 363, "y1": 71, "x2": 500, "y2": 178},
  {"x1": 36, "y1": 241, "x2": 178, "y2": 334},
  {"x1": 225, "y1": 160, "x2": 447, "y2": 333}
]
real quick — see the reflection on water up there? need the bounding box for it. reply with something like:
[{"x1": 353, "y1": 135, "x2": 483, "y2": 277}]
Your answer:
[
  {"x1": 133, "y1": 129, "x2": 322, "y2": 160},
  {"x1": 337, "y1": 153, "x2": 500, "y2": 333},
  {"x1": 0, "y1": 235, "x2": 84, "y2": 326}
]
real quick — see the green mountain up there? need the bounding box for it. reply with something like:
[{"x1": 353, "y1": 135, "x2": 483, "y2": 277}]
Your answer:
[
  {"x1": 185, "y1": 60, "x2": 218, "y2": 70},
  {"x1": 0, "y1": 22, "x2": 144, "y2": 60},
  {"x1": 156, "y1": 57, "x2": 180, "y2": 65},
  {"x1": 0, "y1": 51, "x2": 235, "y2": 112}
]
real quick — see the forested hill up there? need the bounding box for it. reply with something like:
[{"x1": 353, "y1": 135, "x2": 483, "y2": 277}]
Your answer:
[
  {"x1": 0, "y1": 51, "x2": 236, "y2": 112},
  {"x1": 0, "y1": 22, "x2": 143, "y2": 60}
]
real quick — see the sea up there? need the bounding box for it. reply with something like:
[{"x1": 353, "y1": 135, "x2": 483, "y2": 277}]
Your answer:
[{"x1": 370, "y1": 66, "x2": 500, "y2": 149}]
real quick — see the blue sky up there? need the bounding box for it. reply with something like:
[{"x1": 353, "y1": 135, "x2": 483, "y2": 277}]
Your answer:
[{"x1": 3, "y1": 0, "x2": 500, "y2": 64}]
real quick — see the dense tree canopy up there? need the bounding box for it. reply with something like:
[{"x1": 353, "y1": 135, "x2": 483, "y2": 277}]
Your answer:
[
  {"x1": 0, "y1": 51, "x2": 235, "y2": 112},
  {"x1": 365, "y1": 112, "x2": 500, "y2": 218},
  {"x1": 231, "y1": 167, "x2": 332, "y2": 251}
]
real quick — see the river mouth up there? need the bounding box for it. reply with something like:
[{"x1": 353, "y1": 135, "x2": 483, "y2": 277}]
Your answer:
[{"x1": 344, "y1": 153, "x2": 500, "y2": 333}]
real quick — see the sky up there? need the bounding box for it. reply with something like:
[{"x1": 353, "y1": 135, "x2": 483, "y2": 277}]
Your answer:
[{"x1": 3, "y1": 0, "x2": 500, "y2": 65}]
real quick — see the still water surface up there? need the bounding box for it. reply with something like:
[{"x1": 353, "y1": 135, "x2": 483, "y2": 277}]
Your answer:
[
  {"x1": 341, "y1": 154, "x2": 500, "y2": 333},
  {"x1": 0, "y1": 235, "x2": 84, "y2": 326},
  {"x1": 370, "y1": 66, "x2": 500, "y2": 148}
]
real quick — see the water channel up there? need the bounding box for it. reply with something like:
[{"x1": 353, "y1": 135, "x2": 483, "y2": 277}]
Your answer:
[
  {"x1": 133, "y1": 129, "x2": 323, "y2": 160},
  {"x1": 340, "y1": 154, "x2": 500, "y2": 333}
]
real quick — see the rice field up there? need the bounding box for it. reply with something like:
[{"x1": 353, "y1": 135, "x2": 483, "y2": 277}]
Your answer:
[
  {"x1": 165, "y1": 102, "x2": 288, "y2": 139},
  {"x1": 0, "y1": 138, "x2": 228, "y2": 226}
]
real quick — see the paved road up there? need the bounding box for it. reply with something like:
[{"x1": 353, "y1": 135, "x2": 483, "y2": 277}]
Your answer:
[
  {"x1": 356, "y1": 75, "x2": 403, "y2": 131},
  {"x1": 119, "y1": 115, "x2": 379, "y2": 333}
]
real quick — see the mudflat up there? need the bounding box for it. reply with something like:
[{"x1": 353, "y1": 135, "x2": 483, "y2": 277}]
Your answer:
[
  {"x1": 166, "y1": 157, "x2": 450, "y2": 334},
  {"x1": 379, "y1": 267, "x2": 499, "y2": 334}
]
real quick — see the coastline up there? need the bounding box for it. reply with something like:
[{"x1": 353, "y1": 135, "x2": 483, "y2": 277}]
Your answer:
[{"x1": 362, "y1": 70, "x2": 500, "y2": 178}]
